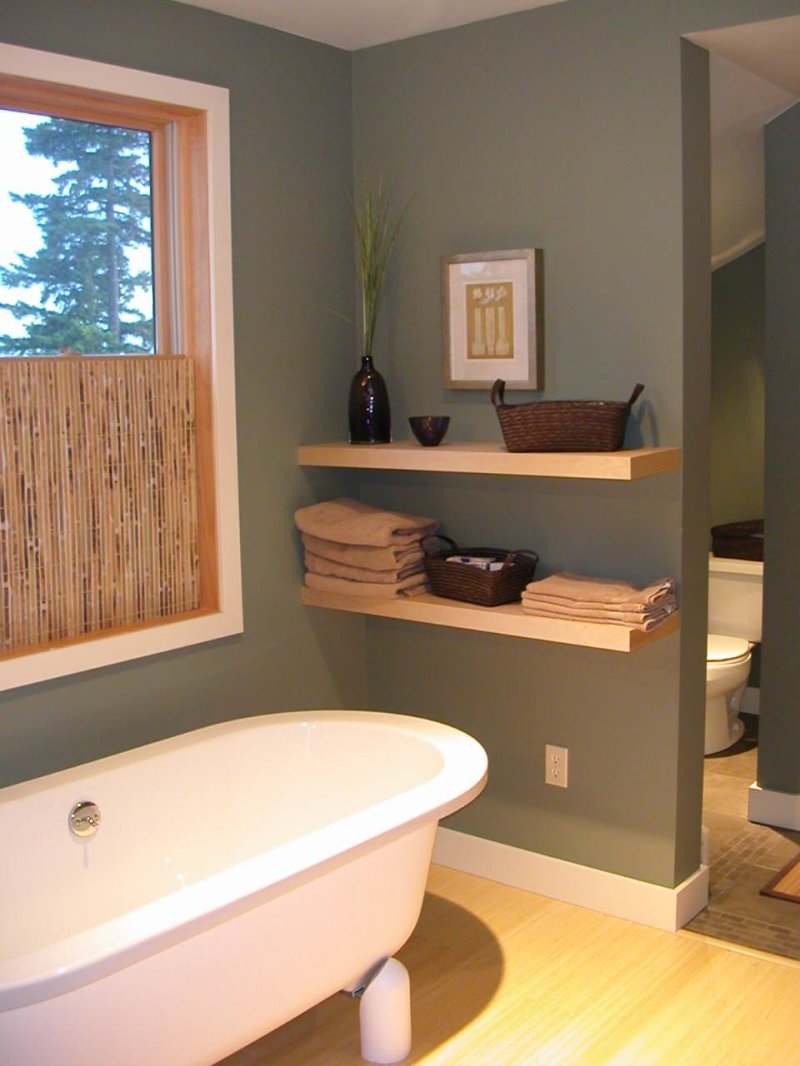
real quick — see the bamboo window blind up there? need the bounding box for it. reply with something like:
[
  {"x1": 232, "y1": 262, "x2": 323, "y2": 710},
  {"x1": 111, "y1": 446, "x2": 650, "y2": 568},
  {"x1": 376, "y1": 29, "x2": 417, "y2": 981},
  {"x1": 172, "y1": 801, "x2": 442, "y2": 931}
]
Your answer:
[{"x1": 0, "y1": 356, "x2": 200, "y2": 655}]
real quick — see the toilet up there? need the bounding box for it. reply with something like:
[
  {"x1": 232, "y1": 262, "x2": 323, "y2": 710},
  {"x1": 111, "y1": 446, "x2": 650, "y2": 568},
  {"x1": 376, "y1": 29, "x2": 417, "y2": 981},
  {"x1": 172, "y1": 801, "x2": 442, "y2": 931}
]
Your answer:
[{"x1": 706, "y1": 555, "x2": 763, "y2": 755}]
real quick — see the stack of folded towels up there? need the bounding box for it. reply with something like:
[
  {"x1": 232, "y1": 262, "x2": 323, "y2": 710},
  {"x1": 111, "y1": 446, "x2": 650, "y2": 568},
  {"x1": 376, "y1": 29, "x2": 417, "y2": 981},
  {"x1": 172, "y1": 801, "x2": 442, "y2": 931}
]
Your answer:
[
  {"x1": 294, "y1": 497, "x2": 438, "y2": 599},
  {"x1": 521, "y1": 571, "x2": 678, "y2": 631}
]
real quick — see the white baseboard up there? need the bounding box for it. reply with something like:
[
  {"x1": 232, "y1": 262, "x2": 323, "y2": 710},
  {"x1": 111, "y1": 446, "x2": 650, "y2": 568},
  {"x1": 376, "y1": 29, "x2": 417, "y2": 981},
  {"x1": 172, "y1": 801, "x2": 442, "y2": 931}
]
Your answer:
[
  {"x1": 433, "y1": 827, "x2": 708, "y2": 933},
  {"x1": 748, "y1": 783, "x2": 800, "y2": 830}
]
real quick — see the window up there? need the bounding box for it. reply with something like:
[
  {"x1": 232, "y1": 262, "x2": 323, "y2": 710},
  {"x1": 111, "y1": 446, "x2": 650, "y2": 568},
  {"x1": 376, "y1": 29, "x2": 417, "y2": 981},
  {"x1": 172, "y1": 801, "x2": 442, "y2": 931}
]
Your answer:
[
  {"x1": 0, "y1": 43, "x2": 242, "y2": 691},
  {"x1": 0, "y1": 109, "x2": 155, "y2": 355}
]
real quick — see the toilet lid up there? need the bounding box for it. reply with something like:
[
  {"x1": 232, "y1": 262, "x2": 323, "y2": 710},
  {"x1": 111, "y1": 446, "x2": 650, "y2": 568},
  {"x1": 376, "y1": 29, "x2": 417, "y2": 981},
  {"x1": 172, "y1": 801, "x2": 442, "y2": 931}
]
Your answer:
[{"x1": 707, "y1": 634, "x2": 750, "y2": 662}]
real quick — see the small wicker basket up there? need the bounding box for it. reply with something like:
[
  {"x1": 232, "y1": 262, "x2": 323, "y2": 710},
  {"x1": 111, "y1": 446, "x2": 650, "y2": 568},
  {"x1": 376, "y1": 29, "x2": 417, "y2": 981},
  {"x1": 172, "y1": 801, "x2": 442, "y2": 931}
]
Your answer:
[
  {"x1": 491, "y1": 380, "x2": 644, "y2": 452},
  {"x1": 422, "y1": 535, "x2": 539, "y2": 607}
]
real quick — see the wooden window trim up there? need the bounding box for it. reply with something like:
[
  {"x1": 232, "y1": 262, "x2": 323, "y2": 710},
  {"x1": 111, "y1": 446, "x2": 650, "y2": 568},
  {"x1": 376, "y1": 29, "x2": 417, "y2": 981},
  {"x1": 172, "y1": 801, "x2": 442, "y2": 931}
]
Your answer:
[{"x1": 0, "y1": 43, "x2": 242, "y2": 691}]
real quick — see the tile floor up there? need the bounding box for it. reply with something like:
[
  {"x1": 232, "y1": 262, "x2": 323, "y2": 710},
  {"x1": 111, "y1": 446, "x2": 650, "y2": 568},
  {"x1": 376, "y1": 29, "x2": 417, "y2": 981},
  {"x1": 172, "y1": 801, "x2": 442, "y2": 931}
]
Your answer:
[{"x1": 685, "y1": 714, "x2": 800, "y2": 960}]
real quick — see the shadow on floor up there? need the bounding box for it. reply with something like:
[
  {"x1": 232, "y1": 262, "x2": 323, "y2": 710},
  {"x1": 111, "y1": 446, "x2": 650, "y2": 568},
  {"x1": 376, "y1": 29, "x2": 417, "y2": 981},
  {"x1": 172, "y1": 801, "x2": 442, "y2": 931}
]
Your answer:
[
  {"x1": 686, "y1": 714, "x2": 800, "y2": 960},
  {"x1": 219, "y1": 891, "x2": 504, "y2": 1065}
]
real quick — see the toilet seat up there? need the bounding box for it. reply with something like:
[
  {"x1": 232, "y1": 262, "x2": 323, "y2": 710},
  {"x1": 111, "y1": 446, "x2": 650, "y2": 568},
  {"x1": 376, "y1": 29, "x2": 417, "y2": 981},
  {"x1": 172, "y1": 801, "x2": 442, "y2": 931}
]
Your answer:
[{"x1": 707, "y1": 634, "x2": 750, "y2": 664}]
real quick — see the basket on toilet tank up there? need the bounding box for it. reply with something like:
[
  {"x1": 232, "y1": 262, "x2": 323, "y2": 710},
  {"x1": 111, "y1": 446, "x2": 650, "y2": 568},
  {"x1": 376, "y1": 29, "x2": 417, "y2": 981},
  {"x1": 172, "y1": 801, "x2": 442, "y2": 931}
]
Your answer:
[
  {"x1": 711, "y1": 519, "x2": 763, "y2": 562},
  {"x1": 491, "y1": 380, "x2": 644, "y2": 452}
]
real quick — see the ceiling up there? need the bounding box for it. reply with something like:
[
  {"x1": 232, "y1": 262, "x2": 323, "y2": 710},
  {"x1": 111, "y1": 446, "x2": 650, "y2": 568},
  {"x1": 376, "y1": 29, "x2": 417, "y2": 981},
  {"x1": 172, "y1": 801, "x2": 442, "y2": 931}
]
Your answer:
[
  {"x1": 690, "y1": 15, "x2": 800, "y2": 97},
  {"x1": 172, "y1": 2, "x2": 800, "y2": 268},
  {"x1": 695, "y1": 16, "x2": 800, "y2": 268},
  {"x1": 708, "y1": 52, "x2": 795, "y2": 268},
  {"x1": 172, "y1": 0, "x2": 568, "y2": 51}
]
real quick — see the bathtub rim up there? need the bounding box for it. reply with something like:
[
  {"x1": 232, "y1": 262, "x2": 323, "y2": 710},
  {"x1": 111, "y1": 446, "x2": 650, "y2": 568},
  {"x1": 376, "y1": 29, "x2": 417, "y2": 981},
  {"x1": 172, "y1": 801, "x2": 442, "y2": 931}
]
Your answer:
[{"x1": 0, "y1": 710, "x2": 487, "y2": 1011}]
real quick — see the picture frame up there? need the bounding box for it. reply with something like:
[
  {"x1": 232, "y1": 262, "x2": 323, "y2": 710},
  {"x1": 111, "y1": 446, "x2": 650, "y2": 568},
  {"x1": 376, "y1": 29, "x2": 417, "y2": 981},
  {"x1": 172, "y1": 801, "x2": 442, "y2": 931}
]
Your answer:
[{"x1": 441, "y1": 248, "x2": 543, "y2": 390}]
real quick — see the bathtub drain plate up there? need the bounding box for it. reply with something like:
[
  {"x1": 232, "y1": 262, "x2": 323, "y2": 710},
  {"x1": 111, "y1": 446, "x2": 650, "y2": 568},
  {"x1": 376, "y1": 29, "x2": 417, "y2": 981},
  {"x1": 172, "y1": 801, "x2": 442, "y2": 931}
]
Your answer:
[{"x1": 69, "y1": 800, "x2": 101, "y2": 838}]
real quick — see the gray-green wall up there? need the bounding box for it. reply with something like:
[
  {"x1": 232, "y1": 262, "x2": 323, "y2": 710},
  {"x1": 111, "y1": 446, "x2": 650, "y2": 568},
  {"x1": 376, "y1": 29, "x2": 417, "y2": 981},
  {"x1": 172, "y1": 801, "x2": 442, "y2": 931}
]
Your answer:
[
  {"x1": 761, "y1": 100, "x2": 800, "y2": 793},
  {"x1": 711, "y1": 244, "x2": 765, "y2": 528},
  {"x1": 353, "y1": 1, "x2": 696, "y2": 888},
  {"x1": 2, "y1": 0, "x2": 800, "y2": 892},
  {"x1": 0, "y1": 0, "x2": 366, "y2": 784},
  {"x1": 710, "y1": 244, "x2": 765, "y2": 695},
  {"x1": 351, "y1": 0, "x2": 800, "y2": 888}
]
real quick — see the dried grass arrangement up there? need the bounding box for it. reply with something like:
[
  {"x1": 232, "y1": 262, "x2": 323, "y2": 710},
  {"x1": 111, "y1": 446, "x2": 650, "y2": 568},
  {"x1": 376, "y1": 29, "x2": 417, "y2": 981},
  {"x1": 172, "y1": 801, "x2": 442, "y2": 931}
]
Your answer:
[{"x1": 0, "y1": 355, "x2": 199, "y2": 655}]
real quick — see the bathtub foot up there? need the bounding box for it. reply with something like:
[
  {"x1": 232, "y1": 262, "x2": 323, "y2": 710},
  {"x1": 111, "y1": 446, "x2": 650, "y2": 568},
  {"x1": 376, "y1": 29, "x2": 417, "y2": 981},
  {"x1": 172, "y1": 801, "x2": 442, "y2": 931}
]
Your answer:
[{"x1": 357, "y1": 957, "x2": 411, "y2": 1063}]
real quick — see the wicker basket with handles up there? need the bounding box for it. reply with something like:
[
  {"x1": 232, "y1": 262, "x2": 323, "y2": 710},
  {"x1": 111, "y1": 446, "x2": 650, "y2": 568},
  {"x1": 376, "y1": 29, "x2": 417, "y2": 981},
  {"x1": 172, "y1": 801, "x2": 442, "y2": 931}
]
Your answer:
[
  {"x1": 491, "y1": 379, "x2": 644, "y2": 452},
  {"x1": 422, "y1": 535, "x2": 539, "y2": 607},
  {"x1": 711, "y1": 519, "x2": 764, "y2": 561}
]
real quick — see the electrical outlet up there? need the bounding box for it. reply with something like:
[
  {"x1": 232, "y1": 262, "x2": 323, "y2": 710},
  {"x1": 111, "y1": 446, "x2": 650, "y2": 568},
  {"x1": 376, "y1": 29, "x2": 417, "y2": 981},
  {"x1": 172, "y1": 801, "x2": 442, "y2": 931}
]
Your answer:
[{"x1": 545, "y1": 744, "x2": 569, "y2": 788}]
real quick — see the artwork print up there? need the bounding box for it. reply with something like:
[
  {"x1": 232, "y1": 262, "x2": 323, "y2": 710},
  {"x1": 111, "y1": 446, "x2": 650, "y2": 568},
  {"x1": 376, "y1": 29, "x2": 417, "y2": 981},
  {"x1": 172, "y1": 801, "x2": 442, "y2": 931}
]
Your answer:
[
  {"x1": 466, "y1": 282, "x2": 514, "y2": 360},
  {"x1": 441, "y1": 249, "x2": 543, "y2": 390}
]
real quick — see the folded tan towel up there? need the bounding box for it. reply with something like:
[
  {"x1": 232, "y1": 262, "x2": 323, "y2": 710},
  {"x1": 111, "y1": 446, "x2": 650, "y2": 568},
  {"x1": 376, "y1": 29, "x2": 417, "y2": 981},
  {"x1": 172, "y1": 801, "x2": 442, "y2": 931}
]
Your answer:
[
  {"x1": 521, "y1": 598, "x2": 676, "y2": 631},
  {"x1": 302, "y1": 533, "x2": 424, "y2": 572},
  {"x1": 295, "y1": 498, "x2": 437, "y2": 548},
  {"x1": 305, "y1": 551, "x2": 426, "y2": 585},
  {"x1": 305, "y1": 571, "x2": 429, "y2": 599},
  {"x1": 521, "y1": 594, "x2": 678, "y2": 615},
  {"x1": 521, "y1": 589, "x2": 677, "y2": 616},
  {"x1": 524, "y1": 572, "x2": 676, "y2": 608},
  {"x1": 522, "y1": 607, "x2": 673, "y2": 632}
]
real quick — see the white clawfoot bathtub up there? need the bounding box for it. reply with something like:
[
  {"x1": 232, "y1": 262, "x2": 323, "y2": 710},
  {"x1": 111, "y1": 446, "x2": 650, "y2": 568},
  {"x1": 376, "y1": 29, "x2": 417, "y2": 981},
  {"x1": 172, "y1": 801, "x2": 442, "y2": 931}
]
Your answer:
[{"x1": 0, "y1": 710, "x2": 487, "y2": 1065}]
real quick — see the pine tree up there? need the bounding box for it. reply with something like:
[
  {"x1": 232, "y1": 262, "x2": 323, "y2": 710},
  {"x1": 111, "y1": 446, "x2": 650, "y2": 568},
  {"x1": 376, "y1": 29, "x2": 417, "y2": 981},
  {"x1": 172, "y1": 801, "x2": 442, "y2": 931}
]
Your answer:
[{"x1": 0, "y1": 116, "x2": 154, "y2": 356}]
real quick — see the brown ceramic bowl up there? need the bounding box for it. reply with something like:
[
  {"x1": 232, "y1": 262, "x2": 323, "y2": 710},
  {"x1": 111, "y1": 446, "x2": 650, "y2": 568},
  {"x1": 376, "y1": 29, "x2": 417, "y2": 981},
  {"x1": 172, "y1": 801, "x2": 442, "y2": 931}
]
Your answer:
[{"x1": 409, "y1": 416, "x2": 450, "y2": 447}]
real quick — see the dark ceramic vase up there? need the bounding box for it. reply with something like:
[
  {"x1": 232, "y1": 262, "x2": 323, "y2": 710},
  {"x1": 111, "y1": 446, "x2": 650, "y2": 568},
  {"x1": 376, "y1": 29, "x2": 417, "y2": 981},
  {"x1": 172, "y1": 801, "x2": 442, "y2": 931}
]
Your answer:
[{"x1": 348, "y1": 355, "x2": 391, "y2": 444}]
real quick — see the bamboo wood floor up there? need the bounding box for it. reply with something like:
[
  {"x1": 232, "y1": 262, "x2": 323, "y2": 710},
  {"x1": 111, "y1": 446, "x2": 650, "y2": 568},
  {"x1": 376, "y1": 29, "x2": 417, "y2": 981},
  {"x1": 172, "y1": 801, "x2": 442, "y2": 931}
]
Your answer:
[{"x1": 220, "y1": 863, "x2": 800, "y2": 1065}]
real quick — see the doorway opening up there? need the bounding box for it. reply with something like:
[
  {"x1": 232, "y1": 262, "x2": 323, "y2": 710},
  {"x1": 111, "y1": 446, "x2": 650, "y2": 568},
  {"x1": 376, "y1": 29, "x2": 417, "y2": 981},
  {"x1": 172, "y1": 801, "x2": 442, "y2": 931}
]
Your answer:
[{"x1": 685, "y1": 15, "x2": 800, "y2": 959}]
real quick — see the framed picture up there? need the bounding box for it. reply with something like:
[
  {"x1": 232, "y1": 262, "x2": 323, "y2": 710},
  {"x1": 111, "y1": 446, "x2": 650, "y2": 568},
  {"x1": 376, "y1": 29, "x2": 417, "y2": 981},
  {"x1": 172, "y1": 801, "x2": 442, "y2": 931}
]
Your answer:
[{"x1": 441, "y1": 248, "x2": 543, "y2": 390}]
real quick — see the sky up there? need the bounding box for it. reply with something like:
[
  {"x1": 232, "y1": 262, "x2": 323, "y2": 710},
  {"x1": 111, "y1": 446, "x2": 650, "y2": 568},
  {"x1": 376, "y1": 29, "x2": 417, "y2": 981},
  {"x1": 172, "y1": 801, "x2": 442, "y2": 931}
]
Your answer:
[
  {"x1": 0, "y1": 110, "x2": 53, "y2": 338},
  {"x1": 0, "y1": 108, "x2": 154, "y2": 348}
]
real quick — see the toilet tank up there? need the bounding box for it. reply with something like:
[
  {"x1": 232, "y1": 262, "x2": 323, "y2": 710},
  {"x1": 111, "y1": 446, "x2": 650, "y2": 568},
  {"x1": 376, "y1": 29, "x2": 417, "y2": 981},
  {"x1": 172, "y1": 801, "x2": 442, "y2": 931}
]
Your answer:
[{"x1": 708, "y1": 555, "x2": 763, "y2": 641}]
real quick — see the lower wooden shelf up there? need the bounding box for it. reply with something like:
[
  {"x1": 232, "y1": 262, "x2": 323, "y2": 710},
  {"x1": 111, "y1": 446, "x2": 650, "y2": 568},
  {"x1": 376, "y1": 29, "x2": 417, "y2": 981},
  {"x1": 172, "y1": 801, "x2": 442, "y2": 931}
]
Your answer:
[{"x1": 301, "y1": 588, "x2": 679, "y2": 652}]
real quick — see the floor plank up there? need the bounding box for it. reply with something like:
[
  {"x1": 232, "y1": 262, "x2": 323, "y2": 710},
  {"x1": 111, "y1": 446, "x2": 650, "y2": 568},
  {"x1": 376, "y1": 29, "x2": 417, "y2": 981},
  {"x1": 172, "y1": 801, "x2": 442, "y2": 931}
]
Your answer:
[{"x1": 219, "y1": 864, "x2": 800, "y2": 1065}]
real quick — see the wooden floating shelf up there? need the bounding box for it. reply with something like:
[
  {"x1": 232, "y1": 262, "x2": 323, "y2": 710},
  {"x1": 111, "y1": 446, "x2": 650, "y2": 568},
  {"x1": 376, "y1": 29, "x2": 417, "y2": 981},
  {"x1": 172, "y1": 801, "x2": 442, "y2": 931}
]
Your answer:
[
  {"x1": 297, "y1": 442, "x2": 680, "y2": 480},
  {"x1": 302, "y1": 588, "x2": 679, "y2": 652}
]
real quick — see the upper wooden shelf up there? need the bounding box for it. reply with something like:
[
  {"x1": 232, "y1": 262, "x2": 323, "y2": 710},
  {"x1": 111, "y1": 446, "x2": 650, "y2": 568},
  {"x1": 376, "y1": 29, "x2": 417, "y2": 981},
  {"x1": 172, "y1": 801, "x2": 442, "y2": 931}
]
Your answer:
[
  {"x1": 302, "y1": 588, "x2": 679, "y2": 652},
  {"x1": 297, "y1": 442, "x2": 680, "y2": 481}
]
